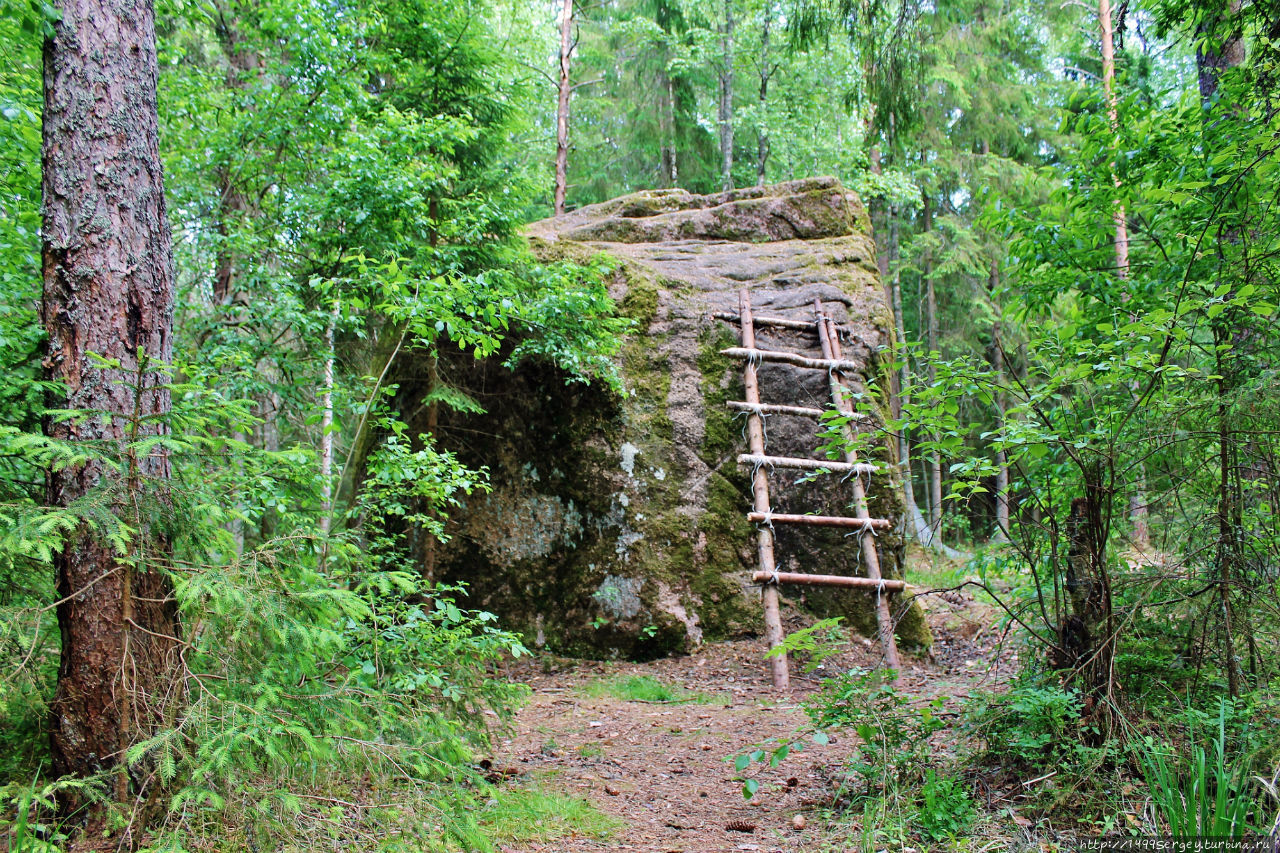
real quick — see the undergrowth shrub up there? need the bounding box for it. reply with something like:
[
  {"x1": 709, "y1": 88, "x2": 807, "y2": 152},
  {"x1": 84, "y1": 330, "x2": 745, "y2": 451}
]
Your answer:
[
  {"x1": 967, "y1": 680, "x2": 1085, "y2": 771},
  {"x1": 916, "y1": 769, "x2": 975, "y2": 841},
  {"x1": 0, "y1": 372, "x2": 530, "y2": 851}
]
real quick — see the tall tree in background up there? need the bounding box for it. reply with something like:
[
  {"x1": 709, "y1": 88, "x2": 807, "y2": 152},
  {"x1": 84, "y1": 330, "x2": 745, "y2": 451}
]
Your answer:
[
  {"x1": 556, "y1": 0, "x2": 577, "y2": 214},
  {"x1": 718, "y1": 0, "x2": 735, "y2": 190},
  {"x1": 41, "y1": 0, "x2": 180, "y2": 813},
  {"x1": 1098, "y1": 0, "x2": 1149, "y2": 548}
]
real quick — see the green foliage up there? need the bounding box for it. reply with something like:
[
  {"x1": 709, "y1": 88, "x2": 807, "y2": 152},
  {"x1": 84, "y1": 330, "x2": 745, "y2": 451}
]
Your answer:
[
  {"x1": 1137, "y1": 701, "x2": 1259, "y2": 837},
  {"x1": 915, "y1": 769, "x2": 975, "y2": 841},
  {"x1": 966, "y1": 681, "x2": 1087, "y2": 771},
  {"x1": 808, "y1": 669, "x2": 945, "y2": 796}
]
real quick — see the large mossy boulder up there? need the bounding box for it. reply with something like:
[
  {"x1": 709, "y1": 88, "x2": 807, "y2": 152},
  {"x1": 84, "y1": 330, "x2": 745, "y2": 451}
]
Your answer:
[{"x1": 427, "y1": 177, "x2": 930, "y2": 659}]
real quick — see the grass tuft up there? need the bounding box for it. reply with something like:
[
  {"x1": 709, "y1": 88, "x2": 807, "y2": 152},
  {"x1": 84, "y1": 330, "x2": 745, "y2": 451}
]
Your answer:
[
  {"x1": 479, "y1": 783, "x2": 621, "y2": 843},
  {"x1": 578, "y1": 674, "x2": 711, "y2": 704}
]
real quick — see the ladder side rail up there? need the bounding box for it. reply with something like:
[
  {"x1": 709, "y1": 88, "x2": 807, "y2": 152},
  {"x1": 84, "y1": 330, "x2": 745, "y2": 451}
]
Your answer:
[
  {"x1": 739, "y1": 288, "x2": 790, "y2": 691},
  {"x1": 814, "y1": 301, "x2": 902, "y2": 673}
]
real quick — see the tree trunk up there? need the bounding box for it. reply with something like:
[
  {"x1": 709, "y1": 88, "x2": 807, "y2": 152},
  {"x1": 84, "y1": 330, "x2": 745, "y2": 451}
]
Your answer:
[
  {"x1": 923, "y1": 195, "x2": 942, "y2": 541},
  {"x1": 658, "y1": 69, "x2": 677, "y2": 187},
  {"x1": 889, "y1": 208, "x2": 924, "y2": 544},
  {"x1": 982, "y1": 139, "x2": 1010, "y2": 544},
  {"x1": 991, "y1": 260, "x2": 1010, "y2": 543},
  {"x1": 554, "y1": 0, "x2": 575, "y2": 215},
  {"x1": 42, "y1": 0, "x2": 180, "y2": 818},
  {"x1": 319, "y1": 298, "x2": 339, "y2": 537},
  {"x1": 1198, "y1": 0, "x2": 1245, "y2": 698},
  {"x1": 211, "y1": 4, "x2": 260, "y2": 305},
  {"x1": 1061, "y1": 487, "x2": 1116, "y2": 714},
  {"x1": 1099, "y1": 0, "x2": 1150, "y2": 548},
  {"x1": 755, "y1": 1, "x2": 771, "y2": 186},
  {"x1": 717, "y1": 0, "x2": 734, "y2": 191}
]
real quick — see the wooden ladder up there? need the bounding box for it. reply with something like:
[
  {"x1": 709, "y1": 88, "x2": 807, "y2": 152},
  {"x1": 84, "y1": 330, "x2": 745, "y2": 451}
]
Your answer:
[{"x1": 723, "y1": 288, "x2": 902, "y2": 690}]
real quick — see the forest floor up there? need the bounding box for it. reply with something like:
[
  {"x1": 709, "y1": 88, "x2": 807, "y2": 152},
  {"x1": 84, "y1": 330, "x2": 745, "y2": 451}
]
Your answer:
[{"x1": 487, "y1": 556, "x2": 1020, "y2": 853}]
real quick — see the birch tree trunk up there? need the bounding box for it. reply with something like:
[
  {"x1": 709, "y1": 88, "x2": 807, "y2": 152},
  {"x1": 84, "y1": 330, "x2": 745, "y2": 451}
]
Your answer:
[
  {"x1": 319, "y1": 299, "x2": 339, "y2": 537},
  {"x1": 42, "y1": 0, "x2": 180, "y2": 816},
  {"x1": 717, "y1": 0, "x2": 734, "y2": 191},
  {"x1": 756, "y1": 0, "x2": 771, "y2": 186},
  {"x1": 554, "y1": 0, "x2": 575, "y2": 215},
  {"x1": 1099, "y1": 0, "x2": 1149, "y2": 548}
]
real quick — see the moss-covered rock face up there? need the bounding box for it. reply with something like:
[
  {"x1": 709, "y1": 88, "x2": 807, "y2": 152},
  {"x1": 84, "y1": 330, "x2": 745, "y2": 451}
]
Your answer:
[{"x1": 430, "y1": 176, "x2": 929, "y2": 659}]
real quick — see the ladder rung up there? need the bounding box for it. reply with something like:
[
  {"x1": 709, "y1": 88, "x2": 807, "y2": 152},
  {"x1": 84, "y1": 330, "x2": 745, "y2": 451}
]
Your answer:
[
  {"x1": 753, "y1": 570, "x2": 905, "y2": 590},
  {"x1": 722, "y1": 347, "x2": 861, "y2": 373},
  {"x1": 738, "y1": 454, "x2": 878, "y2": 474},
  {"x1": 727, "y1": 401, "x2": 871, "y2": 421},
  {"x1": 748, "y1": 511, "x2": 891, "y2": 530},
  {"x1": 713, "y1": 311, "x2": 821, "y2": 332},
  {"x1": 727, "y1": 401, "x2": 826, "y2": 418}
]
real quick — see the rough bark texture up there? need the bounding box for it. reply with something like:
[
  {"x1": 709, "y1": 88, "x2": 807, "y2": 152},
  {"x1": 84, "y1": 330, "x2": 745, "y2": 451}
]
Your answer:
[
  {"x1": 422, "y1": 178, "x2": 929, "y2": 660},
  {"x1": 41, "y1": 0, "x2": 180, "y2": 808}
]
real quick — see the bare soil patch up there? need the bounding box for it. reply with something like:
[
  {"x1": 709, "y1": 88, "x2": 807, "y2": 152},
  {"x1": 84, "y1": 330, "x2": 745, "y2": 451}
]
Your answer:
[{"x1": 489, "y1": 592, "x2": 1015, "y2": 852}]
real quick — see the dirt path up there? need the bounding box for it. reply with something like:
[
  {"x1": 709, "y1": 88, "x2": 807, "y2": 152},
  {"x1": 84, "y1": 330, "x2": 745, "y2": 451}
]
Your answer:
[{"x1": 492, "y1": 594, "x2": 1014, "y2": 853}]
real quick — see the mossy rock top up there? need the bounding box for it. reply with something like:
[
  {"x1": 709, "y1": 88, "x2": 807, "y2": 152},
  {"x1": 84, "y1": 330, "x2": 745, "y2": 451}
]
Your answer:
[{"x1": 430, "y1": 178, "x2": 930, "y2": 660}]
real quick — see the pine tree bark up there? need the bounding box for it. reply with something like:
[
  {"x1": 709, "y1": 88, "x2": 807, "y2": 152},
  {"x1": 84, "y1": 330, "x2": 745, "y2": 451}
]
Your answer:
[
  {"x1": 717, "y1": 0, "x2": 734, "y2": 191},
  {"x1": 554, "y1": 0, "x2": 575, "y2": 215},
  {"x1": 42, "y1": 0, "x2": 180, "y2": 815}
]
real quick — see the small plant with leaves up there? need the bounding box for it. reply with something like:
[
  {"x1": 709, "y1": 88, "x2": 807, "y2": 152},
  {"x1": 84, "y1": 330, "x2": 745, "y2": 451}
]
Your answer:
[{"x1": 915, "y1": 769, "x2": 975, "y2": 841}]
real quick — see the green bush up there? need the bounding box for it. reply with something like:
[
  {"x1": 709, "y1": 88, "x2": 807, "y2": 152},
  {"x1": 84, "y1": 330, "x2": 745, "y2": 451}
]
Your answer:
[
  {"x1": 916, "y1": 769, "x2": 975, "y2": 841},
  {"x1": 967, "y1": 681, "x2": 1086, "y2": 771}
]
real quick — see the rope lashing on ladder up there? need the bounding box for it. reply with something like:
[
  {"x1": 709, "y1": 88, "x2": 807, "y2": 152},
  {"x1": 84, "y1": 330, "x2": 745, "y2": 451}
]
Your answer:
[
  {"x1": 733, "y1": 407, "x2": 770, "y2": 447},
  {"x1": 841, "y1": 518, "x2": 881, "y2": 537}
]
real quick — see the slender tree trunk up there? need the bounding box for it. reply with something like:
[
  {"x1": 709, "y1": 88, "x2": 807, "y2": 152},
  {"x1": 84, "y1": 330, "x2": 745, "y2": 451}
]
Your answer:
[
  {"x1": 211, "y1": 6, "x2": 260, "y2": 305},
  {"x1": 1099, "y1": 0, "x2": 1150, "y2": 548},
  {"x1": 756, "y1": 0, "x2": 771, "y2": 186},
  {"x1": 923, "y1": 195, "x2": 942, "y2": 541},
  {"x1": 718, "y1": 0, "x2": 734, "y2": 191},
  {"x1": 42, "y1": 0, "x2": 180, "y2": 818},
  {"x1": 421, "y1": 355, "x2": 441, "y2": 586},
  {"x1": 889, "y1": 208, "x2": 923, "y2": 543},
  {"x1": 319, "y1": 299, "x2": 339, "y2": 537},
  {"x1": 658, "y1": 69, "x2": 676, "y2": 187},
  {"x1": 664, "y1": 76, "x2": 678, "y2": 184},
  {"x1": 981, "y1": 139, "x2": 1010, "y2": 543},
  {"x1": 1198, "y1": 1, "x2": 1245, "y2": 697},
  {"x1": 554, "y1": 0, "x2": 575, "y2": 215},
  {"x1": 1192, "y1": 3, "x2": 1244, "y2": 696},
  {"x1": 991, "y1": 260, "x2": 1010, "y2": 543}
]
